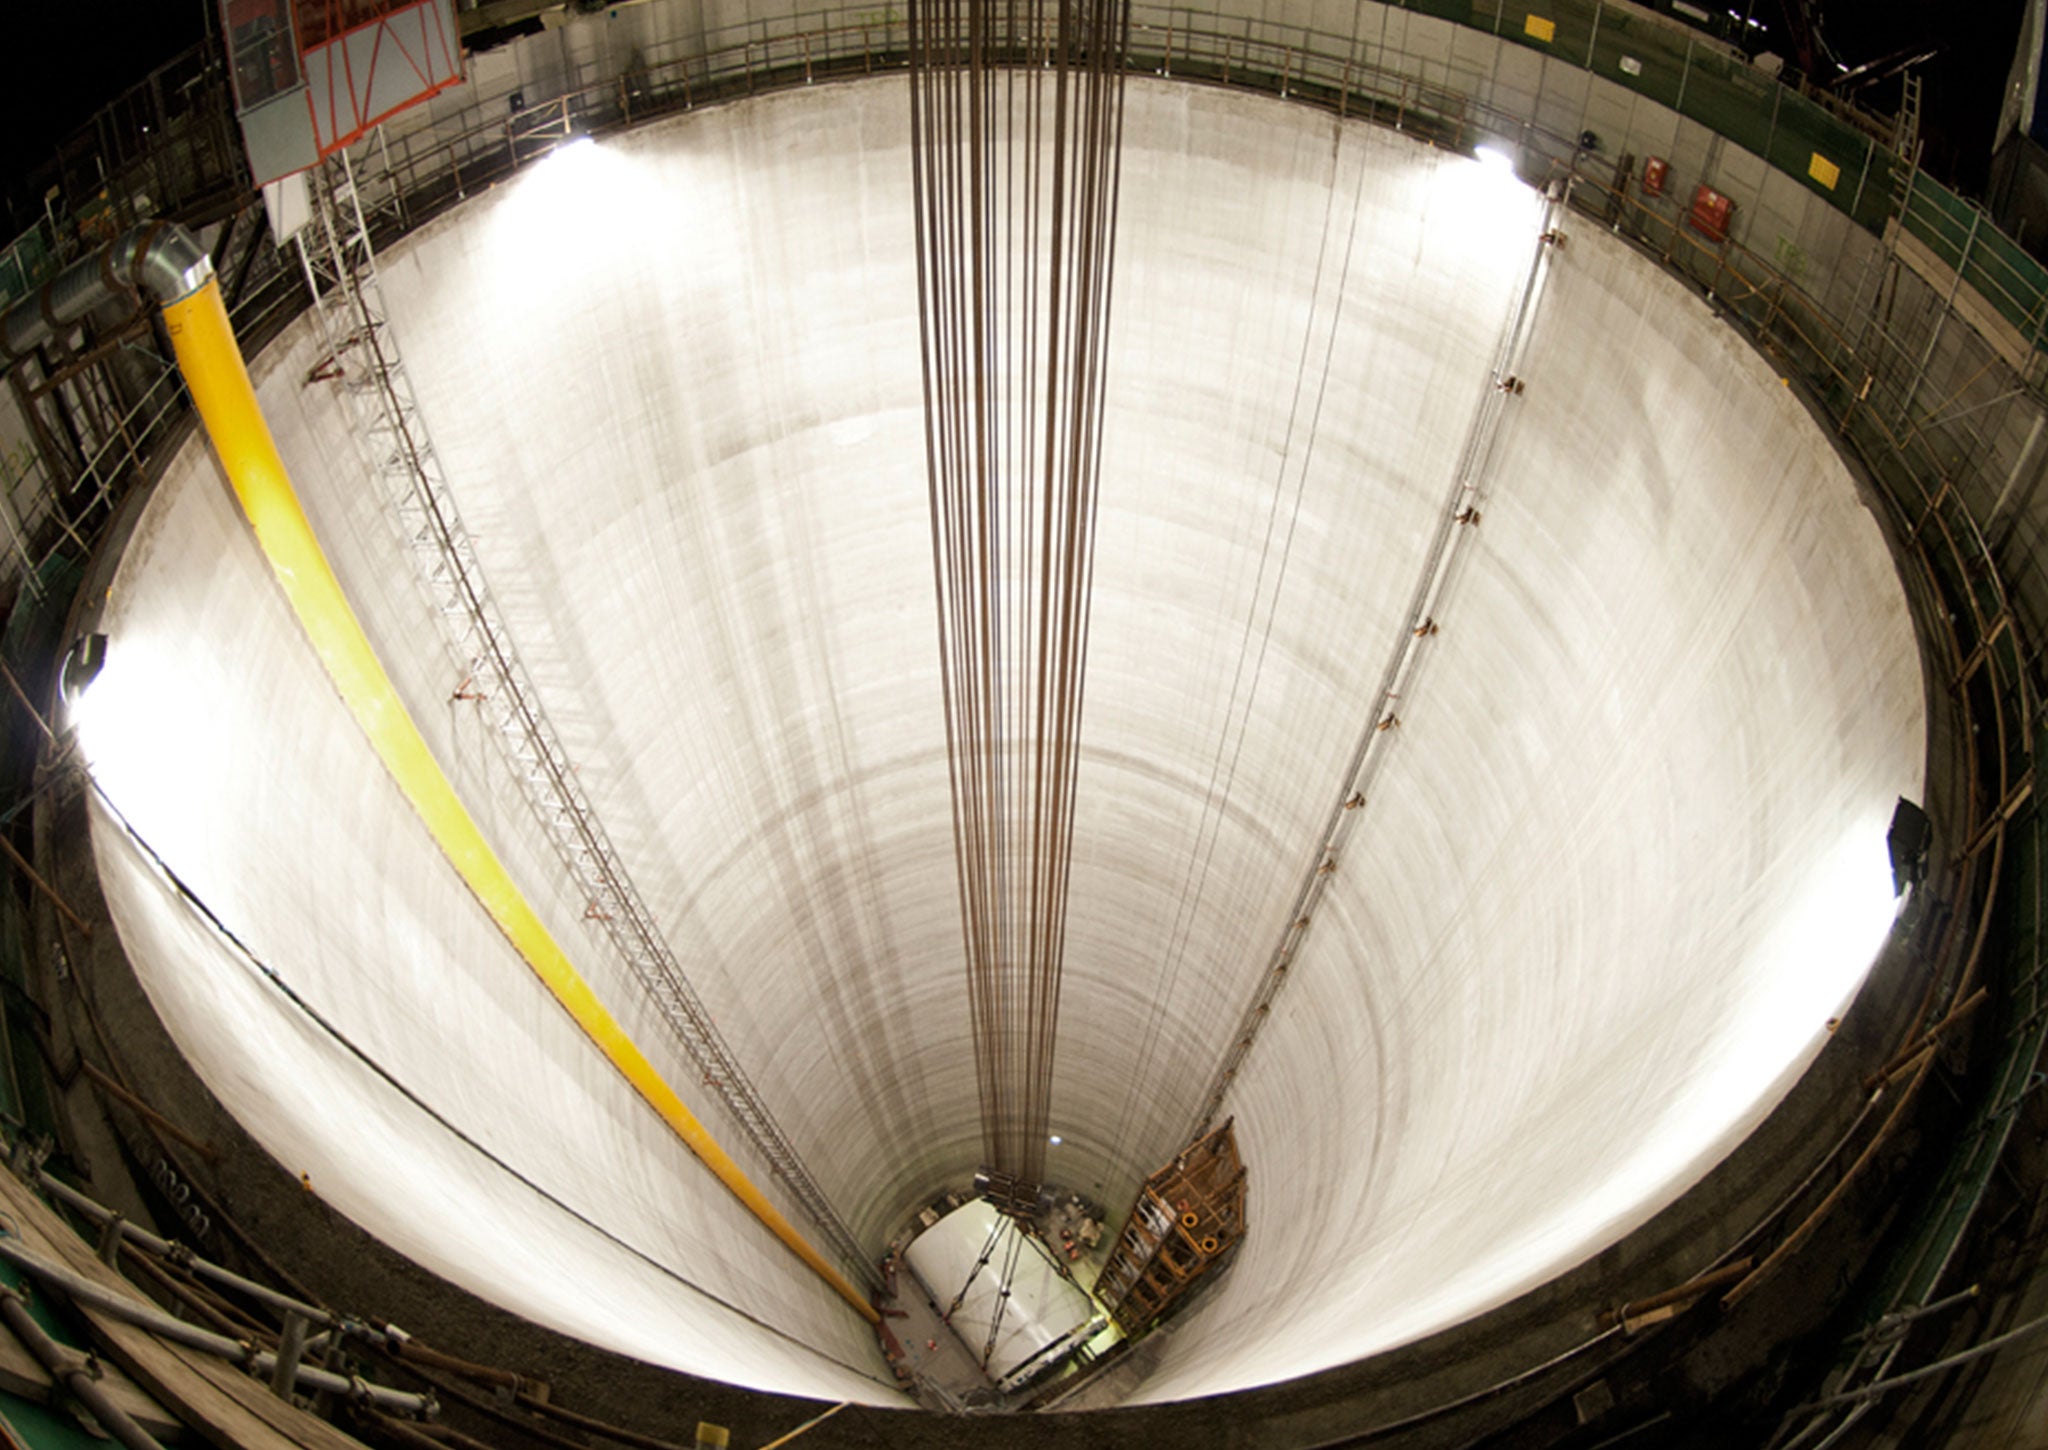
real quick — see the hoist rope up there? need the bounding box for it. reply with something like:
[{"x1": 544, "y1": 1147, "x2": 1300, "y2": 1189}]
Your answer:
[{"x1": 909, "y1": 0, "x2": 1131, "y2": 1187}]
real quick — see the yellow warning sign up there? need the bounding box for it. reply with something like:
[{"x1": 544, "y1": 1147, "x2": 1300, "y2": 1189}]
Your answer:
[
  {"x1": 1808, "y1": 152, "x2": 1841, "y2": 190},
  {"x1": 1525, "y1": 14, "x2": 1556, "y2": 41}
]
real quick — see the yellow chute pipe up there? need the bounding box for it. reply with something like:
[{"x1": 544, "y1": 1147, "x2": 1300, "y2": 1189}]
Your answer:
[{"x1": 159, "y1": 275, "x2": 878, "y2": 1325}]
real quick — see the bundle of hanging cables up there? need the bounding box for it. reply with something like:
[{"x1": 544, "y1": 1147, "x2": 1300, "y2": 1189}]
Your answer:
[{"x1": 909, "y1": 0, "x2": 1131, "y2": 1187}]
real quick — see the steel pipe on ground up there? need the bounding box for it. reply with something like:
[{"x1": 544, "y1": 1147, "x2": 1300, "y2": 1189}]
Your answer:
[
  {"x1": 0, "y1": 1237, "x2": 436, "y2": 1417},
  {"x1": 38, "y1": 1171, "x2": 347, "y2": 1333}
]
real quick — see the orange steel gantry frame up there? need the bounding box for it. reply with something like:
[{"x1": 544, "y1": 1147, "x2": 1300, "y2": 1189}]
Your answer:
[{"x1": 1093, "y1": 1120, "x2": 1246, "y2": 1336}]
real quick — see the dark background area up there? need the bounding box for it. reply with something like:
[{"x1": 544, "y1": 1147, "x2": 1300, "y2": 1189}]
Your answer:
[
  {"x1": 1809, "y1": 0, "x2": 2030, "y2": 192},
  {"x1": 0, "y1": 1, "x2": 2034, "y2": 237},
  {"x1": 0, "y1": 1, "x2": 211, "y2": 235},
  {"x1": 2, "y1": 2, "x2": 211, "y2": 161}
]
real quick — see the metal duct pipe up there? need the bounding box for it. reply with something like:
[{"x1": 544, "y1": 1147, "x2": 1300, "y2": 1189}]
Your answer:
[
  {"x1": 0, "y1": 223, "x2": 213, "y2": 367},
  {"x1": 0, "y1": 1237, "x2": 436, "y2": 1417},
  {"x1": 0, "y1": 1285, "x2": 166, "y2": 1450}
]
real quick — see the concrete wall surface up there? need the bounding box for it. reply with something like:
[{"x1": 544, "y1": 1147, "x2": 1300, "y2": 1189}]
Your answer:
[{"x1": 76, "y1": 77, "x2": 1923, "y2": 1406}]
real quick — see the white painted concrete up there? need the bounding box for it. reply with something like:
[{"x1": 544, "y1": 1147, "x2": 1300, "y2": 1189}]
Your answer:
[{"x1": 81, "y1": 77, "x2": 1922, "y2": 1405}]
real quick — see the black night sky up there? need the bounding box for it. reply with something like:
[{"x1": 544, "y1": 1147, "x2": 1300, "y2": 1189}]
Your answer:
[
  {"x1": 1815, "y1": 0, "x2": 2029, "y2": 191},
  {"x1": 2, "y1": 2, "x2": 210, "y2": 197},
  {"x1": 0, "y1": 1, "x2": 2034, "y2": 235}
]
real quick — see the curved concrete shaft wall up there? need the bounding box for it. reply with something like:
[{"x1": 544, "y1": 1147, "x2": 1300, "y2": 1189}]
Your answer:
[{"x1": 79, "y1": 77, "x2": 1922, "y2": 1406}]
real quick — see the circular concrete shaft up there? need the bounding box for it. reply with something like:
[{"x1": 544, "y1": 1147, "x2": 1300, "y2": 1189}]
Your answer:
[{"x1": 74, "y1": 78, "x2": 1923, "y2": 1407}]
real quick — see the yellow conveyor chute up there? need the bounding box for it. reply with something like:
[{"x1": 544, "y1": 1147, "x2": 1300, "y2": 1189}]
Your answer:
[{"x1": 152, "y1": 271, "x2": 876, "y2": 1325}]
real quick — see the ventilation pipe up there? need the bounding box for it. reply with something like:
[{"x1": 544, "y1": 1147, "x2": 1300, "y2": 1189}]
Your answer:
[{"x1": 0, "y1": 224, "x2": 211, "y2": 367}]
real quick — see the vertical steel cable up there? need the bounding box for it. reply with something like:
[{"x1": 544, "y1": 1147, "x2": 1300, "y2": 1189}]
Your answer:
[{"x1": 910, "y1": 0, "x2": 1129, "y2": 1185}]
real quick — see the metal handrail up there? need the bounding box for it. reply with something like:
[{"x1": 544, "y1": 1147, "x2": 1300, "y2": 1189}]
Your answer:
[{"x1": 2, "y1": 257, "x2": 304, "y2": 601}]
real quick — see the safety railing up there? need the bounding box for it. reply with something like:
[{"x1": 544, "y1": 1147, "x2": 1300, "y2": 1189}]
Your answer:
[
  {"x1": 0, "y1": 228, "x2": 59, "y2": 316},
  {"x1": 1896, "y1": 173, "x2": 2048, "y2": 356},
  {"x1": 0, "y1": 258, "x2": 304, "y2": 601},
  {"x1": 6, "y1": 2, "x2": 2041, "y2": 611},
  {"x1": 338, "y1": 3, "x2": 2047, "y2": 357},
  {"x1": 0, "y1": 2, "x2": 2029, "y2": 475},
  {"x1": 1447, "y1": 0, "x2": 1903, "y2": 219},
  {"x1": 336, "y1": 9, "x2": 1618, "y2": 242}
]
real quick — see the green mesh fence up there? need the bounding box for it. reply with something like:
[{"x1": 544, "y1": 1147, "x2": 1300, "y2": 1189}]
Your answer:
[
  {"x1": 1899, "y1": 179, "x2": 2048, "y2": 345},
  {"x1": 1473, "y1": 2, "x2": 1890, "y2": 219},
  {"x1": 0, "y1": 228, "x2": 55, "y2": 313}
]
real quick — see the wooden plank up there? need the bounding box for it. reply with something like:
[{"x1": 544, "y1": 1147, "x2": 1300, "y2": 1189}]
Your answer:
[
  {"x1": 0, "y1": 1310, "x2": 185, "y2": 1439},
  {"x1": 0, "y1": 1171, "x2": 373, "y2": 1450}
]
